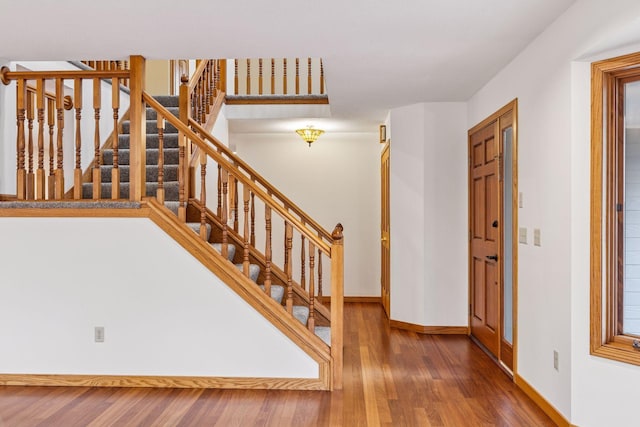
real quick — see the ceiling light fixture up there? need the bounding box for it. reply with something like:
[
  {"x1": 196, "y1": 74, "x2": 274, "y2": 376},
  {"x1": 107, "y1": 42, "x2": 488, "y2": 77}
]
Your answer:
[{"x1": 296, "y1": 126, "x2": 325, "y2": 147}]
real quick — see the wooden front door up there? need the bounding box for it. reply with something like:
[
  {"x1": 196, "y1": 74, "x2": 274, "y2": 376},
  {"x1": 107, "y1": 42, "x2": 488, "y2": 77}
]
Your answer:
[
  {"x1": 381, "y1": 143, "x2": 391, "y2": 318},
  {"x1": 469, "y1": 122, "x2": 501, "y2": 357}
]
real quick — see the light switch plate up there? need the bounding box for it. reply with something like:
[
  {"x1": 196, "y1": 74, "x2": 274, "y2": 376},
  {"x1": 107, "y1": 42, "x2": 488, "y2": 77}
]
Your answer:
[
  {"x1": 519, "y1": 192, "x2": 523, "y2": 208},
  {"x1": 534, "y1": 228, "x2": 541, "y2": 246},
  {"x1": 519, "y1": 227, "x2": 527, "y2": 244},
  {"x1": 95, "y1": 326, "x2": 104, "y2": 343}
]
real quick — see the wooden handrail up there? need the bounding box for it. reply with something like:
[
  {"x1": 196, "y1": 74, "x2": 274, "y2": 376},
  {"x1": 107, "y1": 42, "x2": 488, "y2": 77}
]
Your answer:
[
  {"x1": 188, "y1": 60, "x2": 209, "y2": 92},
  {"x1": 143, "y1": 92, "x2": 332, "y2": 255},
  {"x1": 188, "y1": 119, "x2": 333, "y2": 243},
  {"x1": 1, "y1": 68, "x2": 129, "y2": 84}
]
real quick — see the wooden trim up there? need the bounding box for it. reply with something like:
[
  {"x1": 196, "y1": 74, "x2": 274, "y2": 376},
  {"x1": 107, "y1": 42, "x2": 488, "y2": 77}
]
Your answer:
[
  {"x1": 317, "y1": 296, "x2": 381, "y2": 304},
  {"x1": 225, "y1": 96, "x2": 329, "y2": 105},
  {"x1": 514, "y1": 374, "x2": 572, "y2": 427},
  {"x1": 0, "y1": 194, "x2": 17, "y2": 201},
  {"x1": 389, "y1": 319, "x2": 468, "y2": 335},
  {"x1": 1, "y1": 67, "x2": 129, "y2": 83},
  {"x1": 0, "y1": 206, "x2": 149, "y2": 218},
  {"x1": 590, "y1": 51, "x2": 640, "y2": 366},
  {"x1": 0, "y1": 374, "x2": 327, "y2": 391},
  {"x1": 128, "y1": 55, "x2": 146, "y2": 201}
]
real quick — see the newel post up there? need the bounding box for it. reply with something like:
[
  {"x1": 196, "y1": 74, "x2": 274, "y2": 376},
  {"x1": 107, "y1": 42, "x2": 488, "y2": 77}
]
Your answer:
[
  {"x1": 330, "y1": 223, "x2": 344, "y2": 390},
  {"x1": 178, "y1": 73, "x2": 190, "y2": 221},
  {"x1": 128, "y1": 55, "x2": 146, "y2": 201}
]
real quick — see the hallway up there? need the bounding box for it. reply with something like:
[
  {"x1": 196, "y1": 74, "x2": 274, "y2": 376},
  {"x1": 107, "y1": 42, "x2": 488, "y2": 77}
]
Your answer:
[{"x1": 0, "y1": 303, "x2": 554, "y2": 426}]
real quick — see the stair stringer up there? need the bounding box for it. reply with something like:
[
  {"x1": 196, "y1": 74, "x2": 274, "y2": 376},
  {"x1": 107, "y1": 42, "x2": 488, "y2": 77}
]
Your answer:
[{"x1": 146, "y1": 198, "x2": 333, "y2": 390}]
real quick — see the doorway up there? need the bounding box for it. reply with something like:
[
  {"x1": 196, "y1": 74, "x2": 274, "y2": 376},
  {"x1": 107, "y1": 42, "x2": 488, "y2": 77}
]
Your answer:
[
  {"x1": 381, "y1": 142, "x2": 390, "y2": 318},
  {"x1": 468, "y1": 100, "x2": 517, "y2": 374}
]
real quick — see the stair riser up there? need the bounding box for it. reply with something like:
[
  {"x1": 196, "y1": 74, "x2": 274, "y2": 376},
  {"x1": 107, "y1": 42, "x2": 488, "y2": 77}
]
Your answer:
[
  {"x1": 121, "y1": 121, "x2": 179, "y2": 135},
  {"x1": 102, "y1": 148, "x2": 180, "y2": 166},
  {"x1": 153, "y1": 96, "x2": 179, "y2": 108},
  {"x1": 118, "y1": 134, "x2": 179, "y2": 150},
  {"x1": 100, "y1": 165, "x2": 179, "y2": 183},
  {"x1": 146, "y1": 107, "x2": 179, "y2": 120},
  {"x1": 82, "y1": 182, "x2": 180, "y2": 200}
]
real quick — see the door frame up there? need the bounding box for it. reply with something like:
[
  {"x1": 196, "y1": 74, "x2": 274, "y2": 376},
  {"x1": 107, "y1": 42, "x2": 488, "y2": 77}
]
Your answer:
[
  {"x1": 381, "y1": 142, "x2": 391, "y2": 318},
  {"x1": 467, "y1": 99, "x2": 518, "y2": 376}
]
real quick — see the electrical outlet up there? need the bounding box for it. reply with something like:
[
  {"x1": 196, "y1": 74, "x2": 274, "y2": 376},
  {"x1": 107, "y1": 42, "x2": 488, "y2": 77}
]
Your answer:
[
  {"x1": 519, "y1": 192, "x2": 524, "y2": 208},
  {"x1": 534, "y1": 228, "x2": 541, "y2": 246},
  {"x1": 553, "y1": 350, "x2": 559, "y2": 371},
  {"x1": 95, "y1": 326, "x2": 104, "y2": 343},
  {"x1": 519, "y1": 227, "x2": 527, "y2": 244}
]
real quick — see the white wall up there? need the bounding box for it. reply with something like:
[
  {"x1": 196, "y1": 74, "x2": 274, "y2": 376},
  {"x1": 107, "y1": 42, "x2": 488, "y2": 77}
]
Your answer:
[
  {"x1": 233, "y1": 131, "x2": 380, "y2": 297},
  {"x1": 0, "y1": 217, "x2": 317, "y2": 378},
  {"x1": 389, "y1": 102, "x2": 468, "y2": 327},
  {"x1": 468, "y1": 0, "x2": 640, "y2": 423}
]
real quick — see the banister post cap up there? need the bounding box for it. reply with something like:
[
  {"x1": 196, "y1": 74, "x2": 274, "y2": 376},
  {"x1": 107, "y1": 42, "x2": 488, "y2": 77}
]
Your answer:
[
  {"x1": 332, "y1": 223, "x2": 344, "y2": 240},
  {"x1": 0, "y1": 66, "x2": 10, "y2": 85}
]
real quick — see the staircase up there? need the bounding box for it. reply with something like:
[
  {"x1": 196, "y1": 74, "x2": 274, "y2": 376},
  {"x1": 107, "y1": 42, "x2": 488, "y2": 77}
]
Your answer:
[{"x1": 0, "y1": 58, "x2": 342, "y2": 390}]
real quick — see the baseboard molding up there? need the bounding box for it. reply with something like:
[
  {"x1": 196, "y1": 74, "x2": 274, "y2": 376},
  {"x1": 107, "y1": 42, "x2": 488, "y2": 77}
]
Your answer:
[
  {"x1": 389, "y1": 319, "x2": 468, "y2": 335},
  {"x1": 0, "y1": 373, "x2": 327, "y2": 391},
  {"x1": 515, "y1": 374, "x2": 573, "y2": 427},
  {"x1": 0, "y1": 194, "x2": 17, "y2": 201},
  {"x1": 317, "y1": 296, "x2": 381, "y2": 304}
]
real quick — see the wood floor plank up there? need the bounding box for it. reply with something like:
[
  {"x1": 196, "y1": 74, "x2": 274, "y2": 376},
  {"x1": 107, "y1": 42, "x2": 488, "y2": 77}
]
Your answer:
[{"x1": 0, "y1": 303, "x2": 556, "y2": 426}]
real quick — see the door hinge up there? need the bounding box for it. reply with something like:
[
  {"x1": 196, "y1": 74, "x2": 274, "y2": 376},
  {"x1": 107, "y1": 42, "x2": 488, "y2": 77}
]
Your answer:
[
  {"x1": 617, "y1": 203, "x2": 623, "y2": 212},
  {"x1": 469, "y1": 304, "x2": 471, "y2": 316},
  {"x1": 469, "y1": 230, "x2": 471, "y2": 241}
]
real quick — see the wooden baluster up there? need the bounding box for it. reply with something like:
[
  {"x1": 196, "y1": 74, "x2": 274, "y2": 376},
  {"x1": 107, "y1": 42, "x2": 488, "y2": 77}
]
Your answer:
[
  {"x1": 285, "y1": 222, "x2": 293, "y2": 313},
  {"x1": 16, "y1": 79, "x2": 26, "y2": 200},
  {"x1": 111, "y1": 77, "x2": 120, "y2": 199},
  {"x1": 264, "y1": 205, "x2": 272, "y2": 296},
  {"x1": 271, "y1": 59, "x2": 275, "y2": 95},
  {"x1": 233, "y1": 177, "x2": 239, "y2": 232},
  {"x1": 206, "y1": 62, "x2": 212, "y2": 114},
  {"x1": 283, "y1": 58, "x2": 287, "y2": 95},
  {"x1": 178, "y1": 131, "x2": 186, "y2": 221},
  {"x1": 92, "y1": 78, "x2": 101, "y2": 199},
  {"x1": 300, "y1": 234, "x2": 306, "y2": 290},
  {"x1": 308, "y1": 58, "x2": 312, "y2": 95},
  {"x1": 246, "y1": 58, "x2": 251, "y2": 95},
  {"x1": 243, "y1": 185, "x2": 250, "y2": 277},
  {"x1": 72, "y1": 78, "x2": 83, "y2": 199},
  {"x1": 55, "y1": 78, "x2": 65, "y2": 199},
  {"x1": 217, "y1": 164, "x2": 222, "y2": 217},
  {"x1": 47, "y1": 98, "x2": 55, "y2": 199},
  {"x1": 36, "y1": 79, "x2": 45, "y2": 200},
  {"x1": 199, "y1": 78, "x2": 204, "y2": 123},
  {"x1": 308, "y1": 240, "x2": 316, "y2": 331},
  {"x1": 250, "y1": 192, "x2": 256, "y2": 247},
  {"x1": 213, "y1": 60, "x2": 219, "y2": 96},
  {"x1": 26, "y1": 89, "x2": 34, "y2": 199},
  {"x1": 234, "y1": 59, "x2": 238, "y2": 95},
  {"x1": 318, "y1": 250, "x2": 323, "y2": 298},
  {"x1": 199, "y1": 150, "x2": 208, "y2": 241},
  {"x1": 320, "y1": 59, "x2": 325, "y2": 95},
  {"x1": 295, "y1": 58, "x2": 300, "y2": 95},
  {"x1": 258, "y1": 58, "x2": 263, "y2": 95},
  {"x1": 221, "y1": 169, "x2": 229, "y2": 260},
  {"x1": 157, "y1": 115, "x2": 165, "y2": 204}
]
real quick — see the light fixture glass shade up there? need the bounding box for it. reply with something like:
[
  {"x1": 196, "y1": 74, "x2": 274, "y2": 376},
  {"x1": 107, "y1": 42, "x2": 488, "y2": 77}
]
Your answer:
[{"x1": 296, "y1": 127, "x2": 325, "y2": 146}]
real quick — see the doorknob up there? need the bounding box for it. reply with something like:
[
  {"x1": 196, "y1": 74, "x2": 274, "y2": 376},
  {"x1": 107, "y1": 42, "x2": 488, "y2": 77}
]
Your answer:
[
  {"x1": 381, "y1": 236, "x2": 388, "y2": 242},
  {"x1": 486, "y1": 254, "x2": 498, "y2": 261}
]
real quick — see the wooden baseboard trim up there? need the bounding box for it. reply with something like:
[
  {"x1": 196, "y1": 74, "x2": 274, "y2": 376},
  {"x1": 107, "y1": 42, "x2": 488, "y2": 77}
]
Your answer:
[
  {"x1": 0, "y1": 373, "x2": 327, "y2": 390},
  {"x1": 389, "y1": 319, "x2": 468, "y2": 335},
  {"x1": 514, "y1": 374, "x2": 573, "y2": 427},
  {"x1": 0, "y1": 194, "x2": 17, "y2": 201},
  {"x1": 317, "y1": 296, "x2": 381, "y2": 304}
]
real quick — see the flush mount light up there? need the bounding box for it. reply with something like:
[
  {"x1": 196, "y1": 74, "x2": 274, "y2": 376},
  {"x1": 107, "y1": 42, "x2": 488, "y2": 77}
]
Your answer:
[{"x1": 296, "y1": 126, "x2": 325, "y2": 147}]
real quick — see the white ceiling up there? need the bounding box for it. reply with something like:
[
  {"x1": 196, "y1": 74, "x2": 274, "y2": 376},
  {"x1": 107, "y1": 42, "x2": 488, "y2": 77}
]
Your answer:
[{"x1": 0, "y1": 0, "x2": 576, "y2": 129}]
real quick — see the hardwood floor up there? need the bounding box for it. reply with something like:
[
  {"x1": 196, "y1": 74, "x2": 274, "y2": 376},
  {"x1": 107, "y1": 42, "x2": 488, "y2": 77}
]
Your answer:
[{"x1": 0, "y1": 303, "x2": 554, "y2": 426}]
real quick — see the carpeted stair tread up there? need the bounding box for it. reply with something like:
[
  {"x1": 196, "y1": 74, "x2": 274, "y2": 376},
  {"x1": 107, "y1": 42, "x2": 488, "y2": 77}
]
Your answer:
[
  {"x1": 153, "y1": 96, "x2": 179, "y2": 107},
  {"x1": 0, "y1": 200, "x2": 141, "y2": 209},
  {"x1": 314, "y1": 326, "x2": 331, "y2": 346},
  {"x1": 102, "y1": 148, "x2": 180, "y2": 165},
  {"x1": 186, "y1": 222, "x2": 211, "y2": 240},
  {"x1": 147, "y1": 107, "x2": 179, "y2": 120},
  {"x1": 258, "y1": 284, "x2": 285, "y2": 304},
  {"x1": 164, "y1": 201, "x2": 180, "y2": 215},
  {"x1": 235, "y1": 263, "x2": 260, "y2": 282},
  {"x1": 121, "y1": 120, "x2": 179, "y2": 135},
  {"x1": 211, "y1": 242, "x2": 236, "y2": 261},
  {"x1": 81, "y1": 182, "x2": 179, "y2": 200},
  {"x1": 118, "y1": 133, "x2": 179, "y2": 150},
  {"x1": 293, "y1": 305, "x2": 310, "y2": 326},
  {"x1": 100, "y1": 164, "x2": 179, "y2": 183}
]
